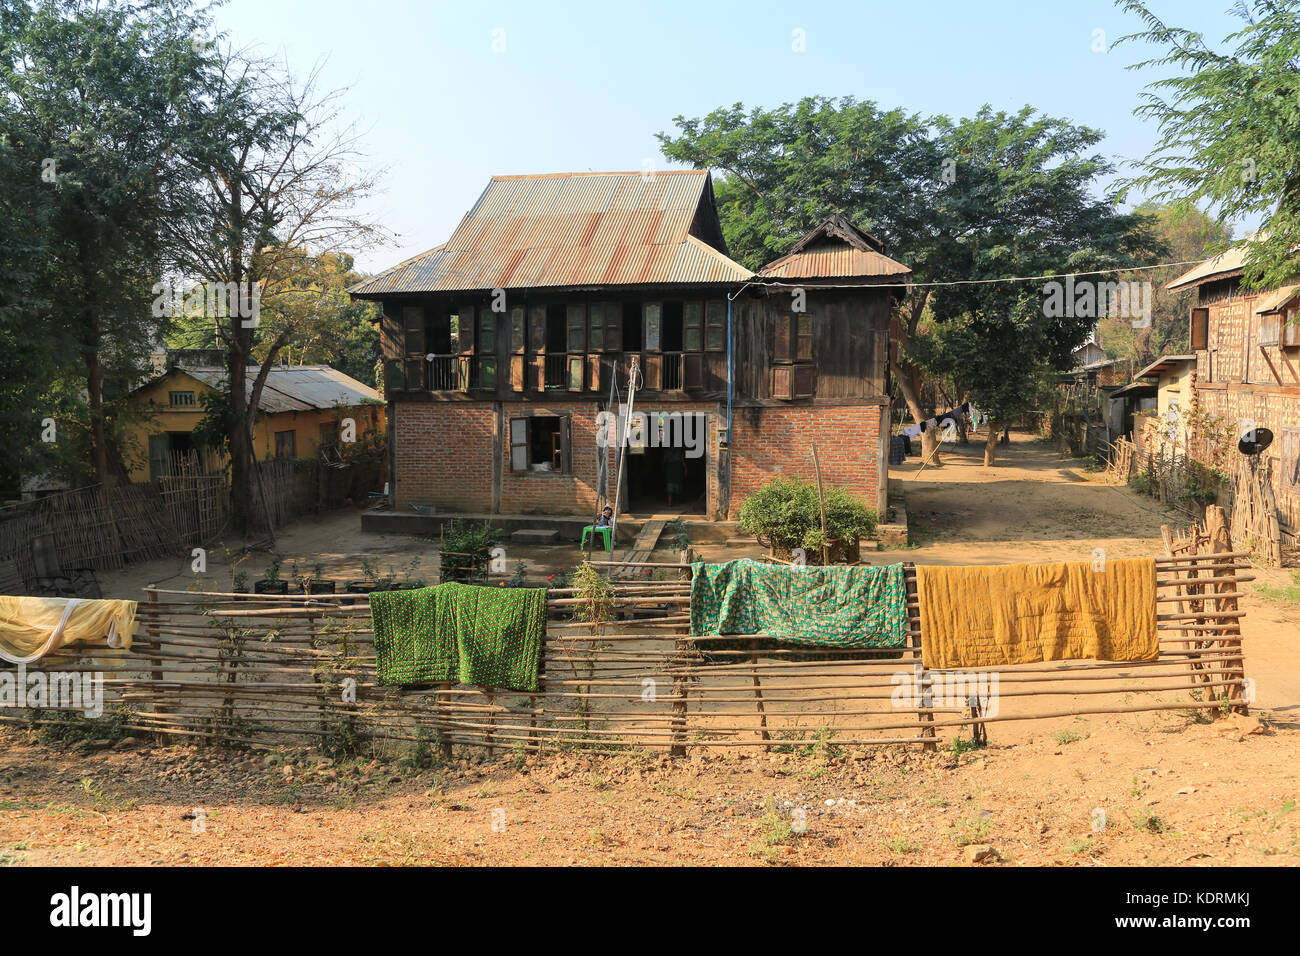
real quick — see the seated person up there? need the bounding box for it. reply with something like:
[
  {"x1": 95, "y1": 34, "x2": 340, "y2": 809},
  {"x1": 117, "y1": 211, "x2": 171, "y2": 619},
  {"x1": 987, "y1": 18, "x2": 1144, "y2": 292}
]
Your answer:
[{"x1": 594, "y1": 505, "x2": 614, "y2": 528}]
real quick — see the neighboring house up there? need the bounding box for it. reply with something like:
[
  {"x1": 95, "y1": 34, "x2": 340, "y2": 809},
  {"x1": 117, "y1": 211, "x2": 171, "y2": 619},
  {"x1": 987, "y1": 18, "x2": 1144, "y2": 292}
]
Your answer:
[
  {"x1": 348, "y1": 170, "x2": 909, "y2": 521},
  {"x1": 1062, "y1": 347, "x2": 1139, "y2": 439},
  {"x1": 1112, "y1": 354, "x2": 1195, "y2": 456},
  {"x1": 1166, "y1": 245, "x2": 1300, "y2": 534},
  {"x1": 125, "y1": 363, "x2": 385, "y2": 481}
]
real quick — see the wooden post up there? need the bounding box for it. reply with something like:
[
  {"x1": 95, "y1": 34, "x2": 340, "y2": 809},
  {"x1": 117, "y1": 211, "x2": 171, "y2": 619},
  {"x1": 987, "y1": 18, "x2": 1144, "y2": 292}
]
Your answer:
[
  {"x1": 669, "y1": 636, "x2": 689, "y2": 757},
  {"x1": 144, "y1": 586, "x2": 169, "y2": 745},
  {"x1": 749, "y1": 651, "x2": 770, "y2": 749},
  {"x1": 1205, "y1": 506, "x2": 1248, "y2": 714},
  {"x1": 904, "y1": 564, "x2": 937, "y2": 750},
  {"x1": 811, "y1": 444, "x2": 829, "y2": 565}
]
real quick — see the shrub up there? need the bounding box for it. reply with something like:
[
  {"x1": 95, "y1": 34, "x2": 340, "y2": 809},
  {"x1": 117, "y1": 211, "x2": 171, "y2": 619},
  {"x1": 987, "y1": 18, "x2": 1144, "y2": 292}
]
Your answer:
[
  {"x1": 439, "y1": 519, "x2": 501, "y2": 583},
  {"x1": 737, "y1": 478, "x2": 877, "y2": 554}
]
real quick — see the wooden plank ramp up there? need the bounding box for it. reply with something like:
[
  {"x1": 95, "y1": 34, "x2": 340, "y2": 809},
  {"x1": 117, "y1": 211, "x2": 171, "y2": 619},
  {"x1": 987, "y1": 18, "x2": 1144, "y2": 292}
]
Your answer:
[{"x1": 612, "y1": 520, "x2": 665, "y2": 580}]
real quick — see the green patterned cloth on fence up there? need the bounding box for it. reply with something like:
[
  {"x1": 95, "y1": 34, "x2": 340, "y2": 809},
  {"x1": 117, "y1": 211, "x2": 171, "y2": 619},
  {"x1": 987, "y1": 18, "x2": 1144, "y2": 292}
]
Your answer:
[
  {"x1": 690, "y1": 559, "x2": 908, "y2": 648},
  {"x1": 370, "y1": 583, "x2": 548, "y2": 692}
]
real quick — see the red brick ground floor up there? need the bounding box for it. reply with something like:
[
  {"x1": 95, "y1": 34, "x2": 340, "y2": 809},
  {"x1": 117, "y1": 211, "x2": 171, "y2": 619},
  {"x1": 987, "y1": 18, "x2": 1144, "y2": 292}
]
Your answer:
[{"x1": 389, "y1": 399, "x2": 888, "y2": 521}]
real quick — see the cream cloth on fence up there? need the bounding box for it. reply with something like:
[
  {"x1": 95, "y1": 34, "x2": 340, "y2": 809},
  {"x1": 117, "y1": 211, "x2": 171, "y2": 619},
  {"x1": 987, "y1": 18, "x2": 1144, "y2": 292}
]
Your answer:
[{"x1": 0, "y1": 596, "x2": 136, "y2": 664}]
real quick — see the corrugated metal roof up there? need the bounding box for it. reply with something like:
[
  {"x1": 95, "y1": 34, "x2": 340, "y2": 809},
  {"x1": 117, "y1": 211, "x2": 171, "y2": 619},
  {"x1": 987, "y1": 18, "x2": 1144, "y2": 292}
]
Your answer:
[
  {"x1": 350, "y1": 171, "x2": 752, "y2": 296},
  {"x1": 1134, "y1": 354, "x2": 1195, "y2": 379},
  {"x1": 175, "y1": 366, "x2": 381, "y2": 414},
  {"x1": 1165, "y1": 232, "x2": 1268, "y2": 291},
  {"x1": 756, "y1": 214, "x2": 911, "y2": 282},
  {"x1": 1253, "y1": 283, "x2": 1299, "y2": 314}
]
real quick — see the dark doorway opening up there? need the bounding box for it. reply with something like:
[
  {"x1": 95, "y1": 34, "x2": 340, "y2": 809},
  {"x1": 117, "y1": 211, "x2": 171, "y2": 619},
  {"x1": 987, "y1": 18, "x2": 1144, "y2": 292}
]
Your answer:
[
  {"x1": 622, "y1": 301, "x2": 642, "y2": 351},
  {"x1": 545, "y1": 304, "x2": 566, "y2": 352},
  {"x1": 621, "y1": 415, "x2": 707, "y2": 515},
  {"x1": 661, "y1": 301, "x2": 684, "y2": 351}
]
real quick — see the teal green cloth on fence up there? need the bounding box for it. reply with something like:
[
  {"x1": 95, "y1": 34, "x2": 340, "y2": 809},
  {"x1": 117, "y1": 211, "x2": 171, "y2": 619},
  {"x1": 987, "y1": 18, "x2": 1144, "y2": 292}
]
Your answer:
[
  {"x1": 370, "y1": 582, "x2": 548, "y2": 692},
  {"x1": 690, "y1": 559, "x2": 908, "y2": 648}
]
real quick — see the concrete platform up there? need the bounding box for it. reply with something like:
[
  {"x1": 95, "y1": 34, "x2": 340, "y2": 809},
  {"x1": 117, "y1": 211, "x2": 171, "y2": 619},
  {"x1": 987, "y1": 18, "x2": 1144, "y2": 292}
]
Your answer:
[{"x1": 361, "y1": 507, "x2": 738, "y2": 544}]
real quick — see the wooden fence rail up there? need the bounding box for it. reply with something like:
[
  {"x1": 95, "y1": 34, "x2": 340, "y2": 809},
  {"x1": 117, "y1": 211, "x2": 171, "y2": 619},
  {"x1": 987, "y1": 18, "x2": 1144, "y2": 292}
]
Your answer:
[{"x1": 1, "y1": 550, "x2": 1251, "y2": 755}]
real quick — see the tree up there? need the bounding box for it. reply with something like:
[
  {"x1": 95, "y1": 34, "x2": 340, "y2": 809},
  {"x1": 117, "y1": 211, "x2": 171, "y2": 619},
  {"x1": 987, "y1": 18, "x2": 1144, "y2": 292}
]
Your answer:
[
  {"x1": 1096, "y1": 203, "x2": 1234, "y2": 365},
  {"x1": 167, "y1": 51, "x2": 385, "y2": 532},
  {"x1": 660, "y1": 99, "x2": 1160, "y2": 465},
  {"x1": 0, "y1": 0, "x2": 211, "y2": 487},
  {"x1": 1118, "y1": 0, "x2": 1300, "y2": 290}
]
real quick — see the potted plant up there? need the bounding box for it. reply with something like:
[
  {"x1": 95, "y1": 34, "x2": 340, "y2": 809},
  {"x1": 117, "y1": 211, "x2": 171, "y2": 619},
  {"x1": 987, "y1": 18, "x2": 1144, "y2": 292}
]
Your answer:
[
  {"x1": 307, "y1": 563, "x2": 336, "y2": 595},
  {"x1": 255, "y1": 558, "x2": 289, "y2": 595},
  {"x1": 737, "y1": 478, "x2": 876, "y2": 565}
]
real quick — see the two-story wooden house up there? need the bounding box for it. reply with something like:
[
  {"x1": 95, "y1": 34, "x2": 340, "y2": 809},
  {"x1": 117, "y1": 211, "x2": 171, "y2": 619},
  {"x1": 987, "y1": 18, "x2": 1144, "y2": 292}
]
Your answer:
[
  {"x1": 1167, "y1": 242, "x2": 1300, "y2": 537},
  {"x1": 349, "y1": 171, "x2": 910, "y2": 523}
]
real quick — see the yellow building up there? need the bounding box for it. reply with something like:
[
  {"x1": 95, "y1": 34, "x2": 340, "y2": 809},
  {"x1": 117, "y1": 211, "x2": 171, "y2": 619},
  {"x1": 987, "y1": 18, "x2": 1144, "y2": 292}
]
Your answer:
[{"x1": 125, "y1": 364, "x2": 385, "y2": 481}]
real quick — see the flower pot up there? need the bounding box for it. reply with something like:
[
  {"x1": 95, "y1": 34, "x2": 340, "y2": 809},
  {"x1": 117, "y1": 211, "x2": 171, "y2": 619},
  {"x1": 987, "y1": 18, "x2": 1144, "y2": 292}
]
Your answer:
[
  {"x1": 307, "y1": 580, "x2": 337, "y2": 595},
  {"x1": 254, "y1": 579, "x2": 289, "y2": 595}
]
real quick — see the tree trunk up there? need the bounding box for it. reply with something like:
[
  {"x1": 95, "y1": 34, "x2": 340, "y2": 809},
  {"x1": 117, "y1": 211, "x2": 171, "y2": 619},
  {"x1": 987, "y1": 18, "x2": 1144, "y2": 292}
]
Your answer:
[
  {"x1": 983, "y1": 420, "x2": 1000, "y2": 467},
  {"x1": 84, "y1": 319, "x2": 110, "y2": 487},
  {"x1": 892, "y1": 357, "x2": 941, "y2": 467}
]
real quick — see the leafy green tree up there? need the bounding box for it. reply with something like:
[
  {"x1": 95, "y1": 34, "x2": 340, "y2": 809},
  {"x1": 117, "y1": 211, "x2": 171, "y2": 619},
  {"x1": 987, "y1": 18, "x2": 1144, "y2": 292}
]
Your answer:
[
  {"x1": 1118, "y1": 0, "x2": 1300, "y2": 290},
  {"x1": 1096, "y1": 203, "x2": 1234, "y2": 364},
  {"x1": 660, "y1": 99, "x2": 1160, "y2": 465},
  {"x1": 0, "y1": 0, "x2": 211, "y2": 487}
]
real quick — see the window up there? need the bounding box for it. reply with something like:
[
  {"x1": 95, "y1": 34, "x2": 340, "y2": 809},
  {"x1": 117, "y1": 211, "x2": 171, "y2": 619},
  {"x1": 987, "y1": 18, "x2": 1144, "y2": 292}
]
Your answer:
[
  {"x1": 319, "y1": 422, "x2": 336, "y2": 449},
  {"x1": 1285, "y1": 305, "x2": 1300, "y2": 348},
  {"x1": 510, "y1": 306, "x2": 526, "y2": 353},
  {"x1": 509, "y1": 415, "x2": 569, "y2": 473},
  {"x1": 1190, "y1": 307, "x2": 1209, "y2": 350},
  {"x1": 683, "y1": 301, "x2": 703, "y2": 351},
  {"x1": 168, "y1": 390, "x2": 196, "y2": 407},
  {"x1": 644, "y1": 303, "x2": 662, "y2": 350},
  {"x1": 771, "y1": 314, "x2": 816, "y2": 399},
  {"x1": 566, "y1": 304, "x2": 586, "y2": 352},
  {"x1": 1261, "y1": 309, "x2": 1281, "y2": 347},
  {"x1": 274, "y1": 430, "x2": 296, "y2": 460},
  {"x1": 705, "y1": 300, "x2": 726, "y2": 351}
]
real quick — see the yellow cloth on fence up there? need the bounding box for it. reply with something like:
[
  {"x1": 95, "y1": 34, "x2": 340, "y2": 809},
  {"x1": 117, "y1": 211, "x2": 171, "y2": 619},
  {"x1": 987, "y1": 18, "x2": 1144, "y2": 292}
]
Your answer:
[
  {"x1": 0, "y1": 596, "x2": 136, "y2": 664},
  {"x1": 916, "y1": 558, "x2": 1158, "y2": 669}
]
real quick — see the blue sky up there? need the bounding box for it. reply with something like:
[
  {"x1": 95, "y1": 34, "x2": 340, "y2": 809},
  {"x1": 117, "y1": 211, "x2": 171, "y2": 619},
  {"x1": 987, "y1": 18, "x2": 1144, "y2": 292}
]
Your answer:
[{"x1": 211, "y1": 0, "x2": 1254, "y2": 273}]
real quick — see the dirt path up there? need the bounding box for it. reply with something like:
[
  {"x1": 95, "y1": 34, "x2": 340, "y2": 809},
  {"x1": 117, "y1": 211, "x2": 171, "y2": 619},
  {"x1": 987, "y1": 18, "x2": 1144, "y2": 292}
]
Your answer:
[{"x1": 2, "y1": 431, "x2": 1296, "y2": 866}]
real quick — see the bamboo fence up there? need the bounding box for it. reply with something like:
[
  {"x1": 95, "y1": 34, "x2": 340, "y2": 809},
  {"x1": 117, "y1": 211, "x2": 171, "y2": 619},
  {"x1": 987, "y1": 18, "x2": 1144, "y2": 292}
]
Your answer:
[{"x1": 3, "y1": 547, "x2": 1253, "y2": 755}]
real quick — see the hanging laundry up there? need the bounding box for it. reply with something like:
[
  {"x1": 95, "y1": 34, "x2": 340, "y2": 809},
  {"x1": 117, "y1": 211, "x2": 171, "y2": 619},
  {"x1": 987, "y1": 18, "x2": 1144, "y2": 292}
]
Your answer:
[
  {"x1": 690, "y1": 559, "x2": 908, "y2": 649},
  {"x1": 916, "y1": 558, "x2": 1158, "y2": 669},
  {"x1": 370, "y1": 583, "x2": 548, "y2": 692},
  {"x1": 0, "y1": 596, "x2": 136, "y2": 664}
]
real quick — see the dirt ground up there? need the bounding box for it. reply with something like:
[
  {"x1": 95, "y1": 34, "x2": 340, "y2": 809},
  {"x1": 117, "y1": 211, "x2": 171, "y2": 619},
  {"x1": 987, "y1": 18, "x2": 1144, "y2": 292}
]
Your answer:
[{"x1": 1, "y1": 431, "x2": 1296, "y2": 866}]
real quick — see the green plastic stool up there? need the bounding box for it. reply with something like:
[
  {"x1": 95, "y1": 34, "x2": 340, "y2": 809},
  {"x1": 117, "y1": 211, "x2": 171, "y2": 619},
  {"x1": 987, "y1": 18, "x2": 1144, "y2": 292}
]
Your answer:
[{"x1": 582, "y1": 525, "x2": 613, "y2": 552}]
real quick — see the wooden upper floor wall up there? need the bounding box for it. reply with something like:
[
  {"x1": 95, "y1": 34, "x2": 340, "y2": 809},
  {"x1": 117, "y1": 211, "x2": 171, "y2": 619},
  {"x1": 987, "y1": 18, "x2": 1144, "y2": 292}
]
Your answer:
[
  {"x1": 377, "y1": 283, "x2": 893, "y2": 407},
  {"x1": 1193, "y1": 277, "x2": 1300, "y2": 392}
]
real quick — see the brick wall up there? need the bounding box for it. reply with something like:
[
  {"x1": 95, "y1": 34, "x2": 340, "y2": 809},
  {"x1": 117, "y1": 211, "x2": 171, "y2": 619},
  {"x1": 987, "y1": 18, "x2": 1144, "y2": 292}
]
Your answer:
[
  {"x1": 392, "y1": 402, "x2": 495, "y2": 512},
  {"x1": 728, "y1": 404, "x2": 885, "y2": 521},
  {"x1": 392, "y1": 398, "x2": 888, "y2": 522}
]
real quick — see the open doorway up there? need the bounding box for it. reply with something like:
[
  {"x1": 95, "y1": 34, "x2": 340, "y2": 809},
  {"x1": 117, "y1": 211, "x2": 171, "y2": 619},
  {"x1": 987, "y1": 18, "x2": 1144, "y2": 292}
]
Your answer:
[{"x1": 620, "y1": 413, "x2": 707, "y2": 515}]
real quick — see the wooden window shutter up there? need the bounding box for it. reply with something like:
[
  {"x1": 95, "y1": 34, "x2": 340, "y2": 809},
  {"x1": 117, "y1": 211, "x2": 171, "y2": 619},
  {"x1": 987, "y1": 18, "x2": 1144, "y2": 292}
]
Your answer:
[
  {"x1": 796, "y1": 315, "x2": 813, "y2": 362},
  {"x1": 567, "y1": 355, "x2": 584, "y2": 391},
  {"x1": 588, "y1": 303, "x2": 604, "y2": 352},
  {"x1": 604, "y1": 302, "x2": 622, "y2": 352},
  {"x1": 644, "y1": 303, "x2": 662, "y2": 351},
  {"x1": 457, "y1": 355, "x2": 471, "y2": 391},
  {"x1": 771, "y1": 366, "x2": 794, "y2": 400},
  {"x1": 643, "y1": 353, "x2": 662, "y2": 390},
  {"x1": 529, "y1": 306, "x2": 546, "y2": 352},
  {"x1": 793, "y1": 364, "x2": 817, "y2": 398},
  {"x1": 509, "y1": 355, "x2": 525, "y2": 392},
  {"x1": 773, "y1": 317, "x2": 793, "y2": 363},
  {"x1": 1261, "y1": 310, "x2": 1281, "y2": 347},
  {"x1": 683, "y1": 302, "x2": 703, "y2": 352},
  {"x1": 684, "y1": 353, "x2": 703, "y2": 389},
  {"x1": 509, "y1": 418, "x2": 529, "y2": 472},
  {"x1": 1284, "y1": 306, "x2": 1300, "y2": 348},
  {"x1": 587, "y1": 354, "x2": 602, "y2": 391},
  {"x1": 455, "y1": 310, "x2": 476, "y2": 354},
  {"x1": 566, "y1": 304, "x2": 586, "y2": 352},
  {"x1": 402, "y1": 306, "x2": 425, "y2": 356},
  {"x1": 510, "y1": 306, "x2": 526, "y2": 353},
  {"x1": 404, "y1": 359, "x2": 424, "y2": 391},
  {"x1": 705, "y1": 300, "x2": 726, "y2": 351},
  {"x1": 531, "y1": 354, "x2": 545, "y2": 391},
  {"x1": 560, "y1": 416, "x2": 572, "y2": 474},
  {"x1": 1190, "y1": 307, "x2": 1209, "y2": 350}
]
